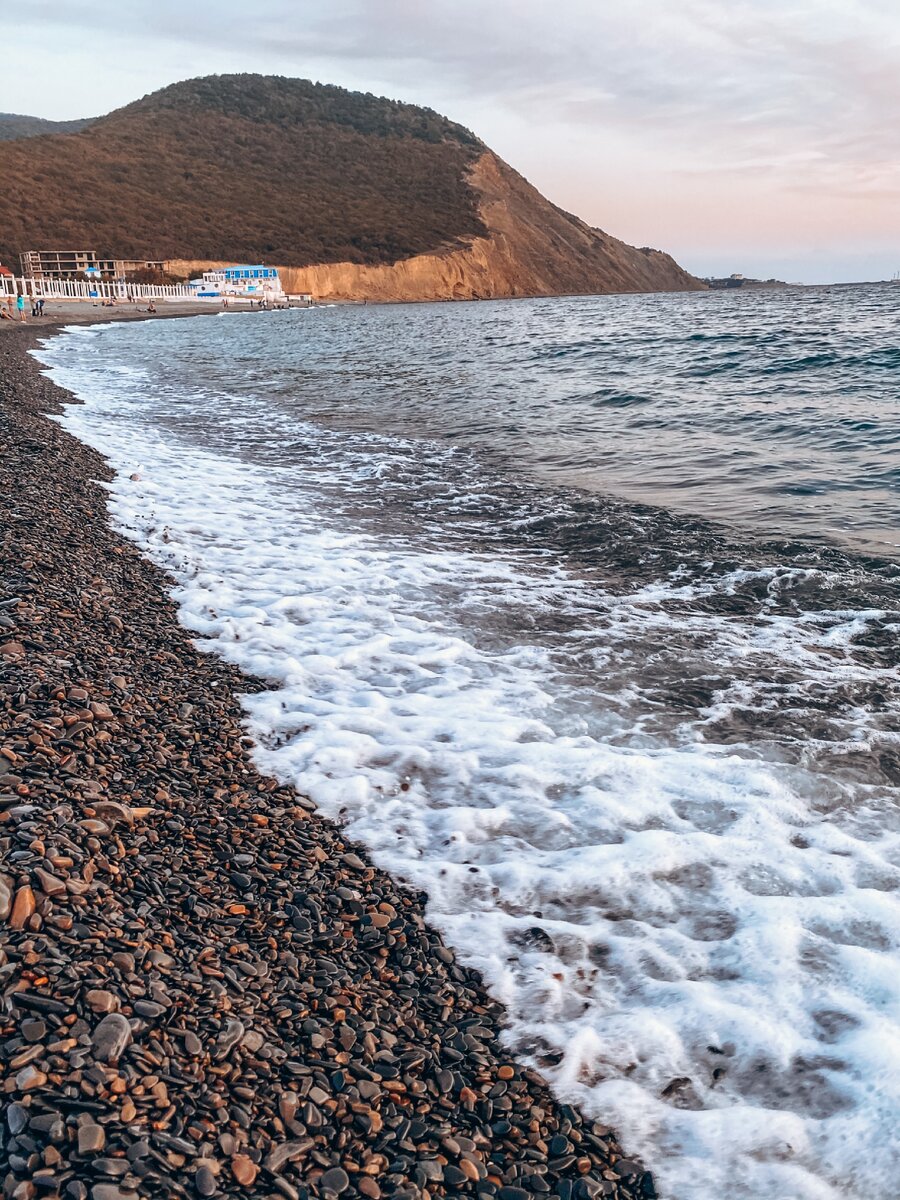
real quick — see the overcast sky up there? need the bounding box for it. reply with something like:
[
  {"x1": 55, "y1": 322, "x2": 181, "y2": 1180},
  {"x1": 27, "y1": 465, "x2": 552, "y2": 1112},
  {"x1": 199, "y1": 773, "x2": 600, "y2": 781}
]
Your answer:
[{"x1": 3, "y1": 0, "x2": 899, "y2": 283}]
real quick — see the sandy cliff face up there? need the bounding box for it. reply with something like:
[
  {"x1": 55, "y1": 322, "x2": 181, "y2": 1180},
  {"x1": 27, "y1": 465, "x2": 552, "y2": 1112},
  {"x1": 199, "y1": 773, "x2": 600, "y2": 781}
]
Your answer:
[{"x1": 169, "y1": 151, "x2": 701, "y2": 302}]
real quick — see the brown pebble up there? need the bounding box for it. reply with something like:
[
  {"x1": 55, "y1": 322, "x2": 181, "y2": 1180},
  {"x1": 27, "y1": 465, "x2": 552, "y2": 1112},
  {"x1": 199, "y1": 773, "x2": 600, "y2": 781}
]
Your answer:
[
  {"x1": 86, "y1": 989, "x2": 119, "y2": 1014},
  {"x1": 34, "y1": 867, "x2": 66, "y2": 897},
  {"x1": 16, "y1": 1063, "x2": 47, "y2": 1091},
  {"x1": 78, "y1": 1123, "x2": 106, "y2": 1154},
  {"x1": 230, "y1": 1155, "x2": 258, "y2": 1188},
  {"x1": 10, "y1": 884, "x2": 36, "y2": 928},
  {"x1": 278, "y1": 1091, "x2": 298, "y2": 1122}
]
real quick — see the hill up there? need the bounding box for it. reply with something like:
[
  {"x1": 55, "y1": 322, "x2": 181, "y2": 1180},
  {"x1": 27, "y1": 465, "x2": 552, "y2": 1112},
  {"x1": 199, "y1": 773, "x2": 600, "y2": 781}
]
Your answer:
[
  {"x1": 0, "y1": 74, "x2": 701, "y2": 300},
  {"x1": 0, "y1": 113, "x2": 93, "y2": 140}
]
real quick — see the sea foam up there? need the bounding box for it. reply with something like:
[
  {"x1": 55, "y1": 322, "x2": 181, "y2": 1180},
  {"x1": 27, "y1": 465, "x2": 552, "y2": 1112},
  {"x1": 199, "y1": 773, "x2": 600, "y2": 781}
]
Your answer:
[{"x1": 35, "y1": 320, "x2": 900, "y2": 1200}]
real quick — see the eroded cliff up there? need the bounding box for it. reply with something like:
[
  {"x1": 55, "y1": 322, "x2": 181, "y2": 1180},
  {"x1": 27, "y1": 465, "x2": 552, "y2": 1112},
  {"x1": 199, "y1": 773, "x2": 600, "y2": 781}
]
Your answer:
[{"x1": 170, "y1": 151, "x2": 700, "y2": 302}]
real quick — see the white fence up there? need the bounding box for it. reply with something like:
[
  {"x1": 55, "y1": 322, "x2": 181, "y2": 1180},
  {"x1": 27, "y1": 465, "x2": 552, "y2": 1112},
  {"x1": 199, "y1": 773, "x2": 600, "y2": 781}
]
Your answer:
[{"x1": 0, "y1": 275, "x2": 239, "y2": 303}]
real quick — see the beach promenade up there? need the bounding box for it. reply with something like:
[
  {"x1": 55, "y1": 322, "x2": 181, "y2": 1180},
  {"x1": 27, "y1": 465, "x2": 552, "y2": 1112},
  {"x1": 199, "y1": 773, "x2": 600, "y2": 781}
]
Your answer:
[{"x1": 0, "y1": 319, "x2": 654, "y2": 1200}]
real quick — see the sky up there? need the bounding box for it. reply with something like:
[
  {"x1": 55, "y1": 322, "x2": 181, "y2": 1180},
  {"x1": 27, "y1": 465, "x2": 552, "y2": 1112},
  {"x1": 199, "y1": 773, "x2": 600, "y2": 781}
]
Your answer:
[{"x1": 2, "y1": 0, "x2": 899, "y2": 283}]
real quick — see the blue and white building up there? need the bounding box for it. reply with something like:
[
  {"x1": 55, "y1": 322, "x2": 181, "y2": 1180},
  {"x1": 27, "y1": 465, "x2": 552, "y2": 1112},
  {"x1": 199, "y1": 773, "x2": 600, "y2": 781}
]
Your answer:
[{"x1": 190, "y1": 265, "x2": 285, "y2": 300}]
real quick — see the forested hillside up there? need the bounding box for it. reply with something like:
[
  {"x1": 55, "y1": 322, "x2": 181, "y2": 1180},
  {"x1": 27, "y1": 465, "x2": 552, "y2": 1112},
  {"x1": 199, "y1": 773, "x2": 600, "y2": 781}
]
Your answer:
[{"x1": 0, "y1": 76, "x2": 486, "y2": 267}]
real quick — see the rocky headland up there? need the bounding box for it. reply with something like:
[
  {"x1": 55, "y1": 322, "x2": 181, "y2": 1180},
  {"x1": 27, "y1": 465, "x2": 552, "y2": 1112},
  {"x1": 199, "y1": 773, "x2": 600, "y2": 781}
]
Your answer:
[{"x1": 0, "y1": 74, "x2": 701, "y2": 303}]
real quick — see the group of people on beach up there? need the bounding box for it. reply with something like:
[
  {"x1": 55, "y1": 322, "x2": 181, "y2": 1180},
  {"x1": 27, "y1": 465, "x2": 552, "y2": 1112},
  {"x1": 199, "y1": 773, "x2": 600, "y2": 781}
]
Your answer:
[
  {"x1": 248, "y1": 297, "x2": 292, "y2": 310},
  {"x1": 0, "y1": 294, "x2": 43, "y2": 321},
  {"x1": 221, "y1": 296, "x2": 293, "y2": 311}
]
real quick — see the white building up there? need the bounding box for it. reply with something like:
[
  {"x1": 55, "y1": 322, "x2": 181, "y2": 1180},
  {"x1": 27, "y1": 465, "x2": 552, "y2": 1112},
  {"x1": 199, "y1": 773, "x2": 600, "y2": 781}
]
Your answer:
[{"x1": 189, "y1": 265, "x2": 285, "y2": 301}]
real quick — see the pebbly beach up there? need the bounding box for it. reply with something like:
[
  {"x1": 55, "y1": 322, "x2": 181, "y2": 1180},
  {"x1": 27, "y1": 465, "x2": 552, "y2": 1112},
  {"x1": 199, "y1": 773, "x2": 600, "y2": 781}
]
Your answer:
[
  {"x1": 0, "y1": 317, "x2": 656, "y2": 1200},
  {"x1": 0, "y1": 300, "x2": 229, "y2": 328}
]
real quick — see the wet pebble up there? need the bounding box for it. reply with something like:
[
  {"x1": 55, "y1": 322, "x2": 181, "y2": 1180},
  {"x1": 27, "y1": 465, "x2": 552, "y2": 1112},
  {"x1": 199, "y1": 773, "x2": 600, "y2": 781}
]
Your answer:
[
  {"x1": 78, "y1": 1124, "x2": 105, "y2": 1154},
  {"x1": 318, "y1": 1167, "x2": 349, "y2": 1194},
  {"x1": 90, "y1": 1014, "x2": 132, "y2": 1063},
  {"x1": 194, "y1": 1167, "x2": 217, "y2": 1196}
]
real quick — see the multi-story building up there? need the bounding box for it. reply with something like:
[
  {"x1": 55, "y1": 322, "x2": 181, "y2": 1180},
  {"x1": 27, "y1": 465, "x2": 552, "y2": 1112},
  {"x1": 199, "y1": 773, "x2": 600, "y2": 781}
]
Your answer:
[{"x1": 20, "y1": 249, "x2": 165, "y2": 280}]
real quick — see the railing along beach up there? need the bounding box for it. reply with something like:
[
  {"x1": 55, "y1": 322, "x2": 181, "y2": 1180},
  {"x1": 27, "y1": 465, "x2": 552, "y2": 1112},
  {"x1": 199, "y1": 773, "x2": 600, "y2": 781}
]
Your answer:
[{"x1": 0, "y1": 276, "x2": 210, "y2": 302}]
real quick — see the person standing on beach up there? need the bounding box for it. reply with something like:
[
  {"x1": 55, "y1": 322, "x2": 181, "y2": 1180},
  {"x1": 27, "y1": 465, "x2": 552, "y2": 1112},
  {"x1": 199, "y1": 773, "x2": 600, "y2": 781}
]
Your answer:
[{"x1": 16, "y1": 293, "x2": 26, "y2": 322}]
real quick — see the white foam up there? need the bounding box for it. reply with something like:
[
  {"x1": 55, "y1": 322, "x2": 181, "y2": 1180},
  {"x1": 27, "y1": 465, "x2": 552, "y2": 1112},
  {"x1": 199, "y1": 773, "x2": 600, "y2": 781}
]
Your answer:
[{"x1": 34, "y1": 324, "x2": 900, "y2": 1200}]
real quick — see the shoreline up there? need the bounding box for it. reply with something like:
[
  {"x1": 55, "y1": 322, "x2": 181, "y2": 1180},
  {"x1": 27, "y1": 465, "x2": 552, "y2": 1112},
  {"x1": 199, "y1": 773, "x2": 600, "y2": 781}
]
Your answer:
[
  {"x1": 0, "y1": 298, "x2": 230, "y2": 329},
  {"x1": 0, "y1": 323, "x2": 655, "y2": 1200}
]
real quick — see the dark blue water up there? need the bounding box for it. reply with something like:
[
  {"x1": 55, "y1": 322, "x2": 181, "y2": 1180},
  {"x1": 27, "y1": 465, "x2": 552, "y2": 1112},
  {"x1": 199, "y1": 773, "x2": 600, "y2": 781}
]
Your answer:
[{"x1": 262, "y1": 283, "x2": 899, "y2": 558}]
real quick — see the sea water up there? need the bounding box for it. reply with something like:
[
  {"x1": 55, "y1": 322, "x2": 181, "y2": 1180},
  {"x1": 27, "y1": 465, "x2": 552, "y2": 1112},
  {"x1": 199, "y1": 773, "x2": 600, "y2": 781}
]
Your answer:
[{"x1": 34, "y1": 285, "x2": 900, "y2": 1200}]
